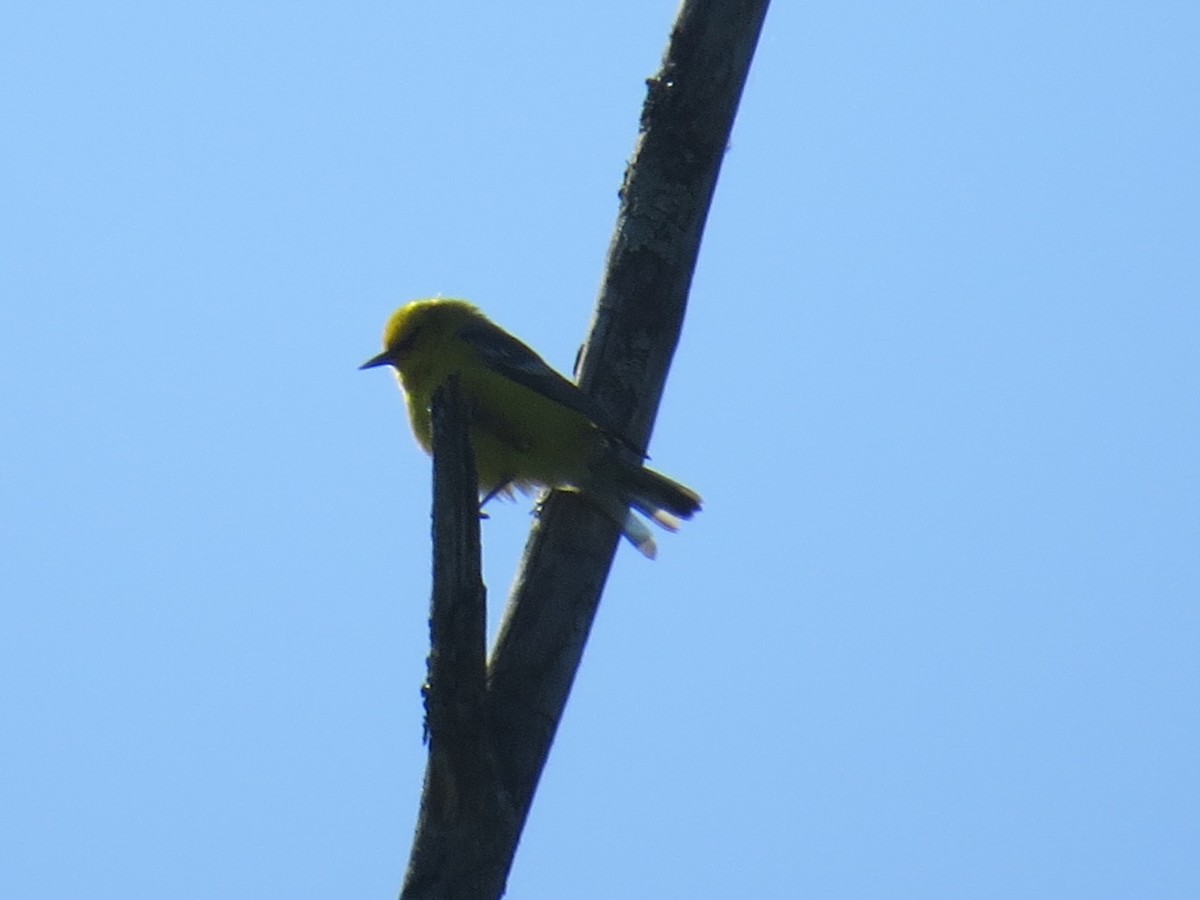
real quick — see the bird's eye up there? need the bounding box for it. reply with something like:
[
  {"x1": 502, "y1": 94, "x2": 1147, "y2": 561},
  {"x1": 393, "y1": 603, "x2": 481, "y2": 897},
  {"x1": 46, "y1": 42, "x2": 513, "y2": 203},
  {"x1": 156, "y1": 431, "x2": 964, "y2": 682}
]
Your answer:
[{"x1": 394, "y1": 327, "x2": 421, "y2": 355}]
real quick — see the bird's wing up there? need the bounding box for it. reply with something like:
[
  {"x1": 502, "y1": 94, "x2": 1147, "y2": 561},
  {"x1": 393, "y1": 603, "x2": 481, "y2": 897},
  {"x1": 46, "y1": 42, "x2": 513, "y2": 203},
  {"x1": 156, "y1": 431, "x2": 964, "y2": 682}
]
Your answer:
[{"x1": 458, "y1": 322, "x2": 620, "y2": 434}]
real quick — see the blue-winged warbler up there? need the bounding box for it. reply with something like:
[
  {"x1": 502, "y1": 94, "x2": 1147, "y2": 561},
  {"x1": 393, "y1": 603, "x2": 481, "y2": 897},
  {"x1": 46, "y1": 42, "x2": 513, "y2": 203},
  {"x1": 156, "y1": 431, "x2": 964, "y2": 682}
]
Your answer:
[{"x1": 361, "y1": 298, "x2": 700, "y2": 557}]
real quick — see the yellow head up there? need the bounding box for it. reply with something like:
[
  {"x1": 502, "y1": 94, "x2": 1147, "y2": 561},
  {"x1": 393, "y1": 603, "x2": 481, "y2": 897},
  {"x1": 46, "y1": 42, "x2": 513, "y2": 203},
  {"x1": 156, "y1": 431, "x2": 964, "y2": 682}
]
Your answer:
[{"x1": 360, "y1": 298, "x2": 486, "y2": 381}]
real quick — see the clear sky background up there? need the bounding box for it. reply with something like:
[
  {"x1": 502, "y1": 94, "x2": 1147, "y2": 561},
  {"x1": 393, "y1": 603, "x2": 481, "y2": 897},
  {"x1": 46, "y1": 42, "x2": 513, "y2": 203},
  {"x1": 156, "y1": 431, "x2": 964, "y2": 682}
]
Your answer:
[{"x1": 4, "y1": 2, "x2": 1198, "y2": 898}]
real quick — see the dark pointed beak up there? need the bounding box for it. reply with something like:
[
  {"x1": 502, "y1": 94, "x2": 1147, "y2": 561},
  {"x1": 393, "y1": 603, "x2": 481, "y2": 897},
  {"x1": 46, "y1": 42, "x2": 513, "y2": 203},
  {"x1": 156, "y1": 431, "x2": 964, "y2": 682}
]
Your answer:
[{"x1": 359, "y1": 350, "x2": 396, "y2": 371}]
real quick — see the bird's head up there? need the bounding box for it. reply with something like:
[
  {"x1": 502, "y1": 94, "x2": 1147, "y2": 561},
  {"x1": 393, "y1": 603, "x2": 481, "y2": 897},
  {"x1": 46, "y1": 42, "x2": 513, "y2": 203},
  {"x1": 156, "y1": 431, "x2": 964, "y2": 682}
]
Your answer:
[{"x1": 359, "y1": 298, "x2": 484, "y2": 372}]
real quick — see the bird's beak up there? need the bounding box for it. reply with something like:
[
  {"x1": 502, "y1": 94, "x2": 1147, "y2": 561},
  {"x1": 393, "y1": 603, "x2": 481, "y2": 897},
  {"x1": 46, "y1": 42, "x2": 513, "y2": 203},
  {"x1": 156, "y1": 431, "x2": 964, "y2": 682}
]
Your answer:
[{"x1": 359, "y1": 350, "x2": 396, "y2": 371}]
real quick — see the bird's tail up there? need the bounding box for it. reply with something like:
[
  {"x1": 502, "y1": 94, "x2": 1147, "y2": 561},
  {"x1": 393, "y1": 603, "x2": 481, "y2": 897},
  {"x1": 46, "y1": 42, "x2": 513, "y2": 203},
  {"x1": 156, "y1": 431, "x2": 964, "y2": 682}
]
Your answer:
[
  {"x1": 616, "y1": 464, "x2": 703, "y2": 532},
  {"x1": 584, "y1": 463, "x2": 701, "y2": 558}
]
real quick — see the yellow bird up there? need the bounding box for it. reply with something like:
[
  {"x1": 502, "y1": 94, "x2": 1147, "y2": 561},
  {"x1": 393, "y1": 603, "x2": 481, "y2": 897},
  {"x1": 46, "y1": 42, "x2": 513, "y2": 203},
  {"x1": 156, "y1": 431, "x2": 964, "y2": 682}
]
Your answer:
[{"x1": 361, "y1": 298, "x2": 701, "y2": 557}]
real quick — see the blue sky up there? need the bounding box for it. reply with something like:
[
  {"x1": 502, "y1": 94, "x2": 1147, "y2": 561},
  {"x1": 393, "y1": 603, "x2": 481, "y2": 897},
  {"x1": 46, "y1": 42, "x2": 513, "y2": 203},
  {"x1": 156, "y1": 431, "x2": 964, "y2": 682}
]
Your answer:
[{"x1": 4, "y1": 2, "x2": 1198, "y2": 897}]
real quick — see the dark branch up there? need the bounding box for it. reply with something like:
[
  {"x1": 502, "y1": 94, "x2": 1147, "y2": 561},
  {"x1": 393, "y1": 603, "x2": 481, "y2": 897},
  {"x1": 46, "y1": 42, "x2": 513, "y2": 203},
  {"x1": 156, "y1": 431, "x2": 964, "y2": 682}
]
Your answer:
[
  {"x1": 485, "y1": 0, "x2": 771, "y2": 889},
  {"x1": 401, "y1": 378, "x2": 513, "y2": 900}
]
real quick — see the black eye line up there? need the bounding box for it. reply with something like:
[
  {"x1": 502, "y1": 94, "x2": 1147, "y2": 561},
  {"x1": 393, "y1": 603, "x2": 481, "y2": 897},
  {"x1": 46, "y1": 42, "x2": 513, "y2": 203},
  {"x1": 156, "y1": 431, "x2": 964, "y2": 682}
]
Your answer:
[{"x1": 394, "y1": 327, "x2": 420, "y2": 355}]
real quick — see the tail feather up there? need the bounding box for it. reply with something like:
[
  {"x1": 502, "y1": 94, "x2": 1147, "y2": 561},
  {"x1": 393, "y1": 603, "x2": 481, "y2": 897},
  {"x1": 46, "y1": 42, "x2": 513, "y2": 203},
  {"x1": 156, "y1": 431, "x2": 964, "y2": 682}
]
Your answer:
[
  {"x1": 585, "y1": 462, "x2": 702, "y2": 558},
  {"x1": 589, "y1": 494, "x2": 659, "y2": 558},
  {"x1": 618, "y1": 464, "x2": 702, "y2": 524},
  {"x1": 619, "y1": 508, "x2": 659, "y2": 559}
]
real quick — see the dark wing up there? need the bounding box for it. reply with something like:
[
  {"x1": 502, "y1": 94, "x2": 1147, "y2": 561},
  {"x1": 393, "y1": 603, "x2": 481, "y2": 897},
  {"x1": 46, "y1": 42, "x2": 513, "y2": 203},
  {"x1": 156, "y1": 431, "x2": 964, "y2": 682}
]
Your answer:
[{"x1": 458, "y1": 322, "x2": 613, "y2": 427}]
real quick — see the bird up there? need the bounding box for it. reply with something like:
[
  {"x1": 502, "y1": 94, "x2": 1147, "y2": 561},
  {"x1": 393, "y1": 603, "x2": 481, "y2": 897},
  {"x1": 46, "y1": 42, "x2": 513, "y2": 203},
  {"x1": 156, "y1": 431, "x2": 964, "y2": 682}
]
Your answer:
[{"x1": 361, "y1": 298, "x2": 701, "y2": 557}]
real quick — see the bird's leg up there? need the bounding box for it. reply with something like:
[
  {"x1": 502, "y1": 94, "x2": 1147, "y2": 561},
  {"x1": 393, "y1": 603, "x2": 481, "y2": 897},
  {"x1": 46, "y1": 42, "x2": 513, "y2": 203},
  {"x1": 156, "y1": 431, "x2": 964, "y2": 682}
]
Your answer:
[{"x1": 479, "y1": 478, "x2": 514, "y2": 513}]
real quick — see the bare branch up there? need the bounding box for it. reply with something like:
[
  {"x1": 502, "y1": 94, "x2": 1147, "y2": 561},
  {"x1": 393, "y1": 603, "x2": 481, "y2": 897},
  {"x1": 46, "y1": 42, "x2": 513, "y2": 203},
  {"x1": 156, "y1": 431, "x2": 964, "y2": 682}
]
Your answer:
[
  {"x1": 486, "y1": 0, "x2": 771, "y2": 889},
  {"x1": 401, "y1": 379, "x2": 513, "y2": 900}
]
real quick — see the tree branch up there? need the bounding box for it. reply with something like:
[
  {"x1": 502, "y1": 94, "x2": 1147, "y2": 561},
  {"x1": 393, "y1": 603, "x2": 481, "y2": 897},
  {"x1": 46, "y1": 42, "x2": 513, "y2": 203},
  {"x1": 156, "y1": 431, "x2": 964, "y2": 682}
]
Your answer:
[
  {"x1": 487, "y1": 0, "x2": 770, "y2": 886},
  {"x1": 401, "y1": 379, "x2": 513, "y2": 900}
]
